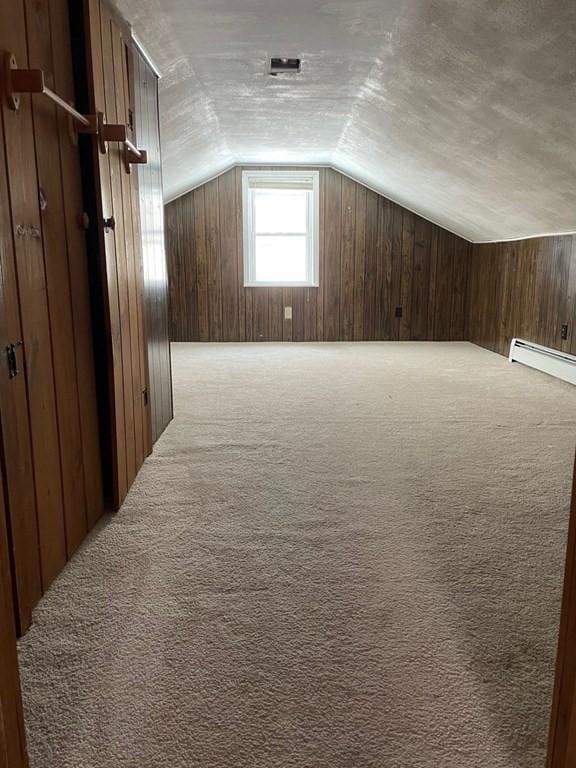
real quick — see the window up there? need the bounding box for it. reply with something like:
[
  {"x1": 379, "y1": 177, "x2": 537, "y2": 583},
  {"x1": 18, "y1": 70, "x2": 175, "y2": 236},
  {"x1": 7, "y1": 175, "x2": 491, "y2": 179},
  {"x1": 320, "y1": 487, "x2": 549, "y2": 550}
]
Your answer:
[{"x1": 242, "y1": 170, "x2": 319, "y2": 287}]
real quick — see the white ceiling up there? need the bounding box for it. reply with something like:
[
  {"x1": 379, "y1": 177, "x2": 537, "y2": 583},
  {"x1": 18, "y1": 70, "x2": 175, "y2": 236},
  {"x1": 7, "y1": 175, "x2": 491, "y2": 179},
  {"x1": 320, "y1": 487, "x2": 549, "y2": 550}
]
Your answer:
[{"x1": 117, "y1": 0, "x2": 576, "y2": 242}]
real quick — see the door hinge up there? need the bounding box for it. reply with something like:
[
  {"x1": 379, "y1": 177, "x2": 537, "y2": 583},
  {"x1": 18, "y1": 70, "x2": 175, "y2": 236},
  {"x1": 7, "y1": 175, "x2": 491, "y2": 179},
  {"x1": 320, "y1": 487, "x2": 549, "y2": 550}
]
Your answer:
[
  {"x1": 103, "y1": 216, "x2": 115, "y2": 233},
  {"x1": 142, "y1": 387, "x2": 148, "y2": 406},
  {"x1": 5, "y1": 341, "x2": 22, "y2": 379}
]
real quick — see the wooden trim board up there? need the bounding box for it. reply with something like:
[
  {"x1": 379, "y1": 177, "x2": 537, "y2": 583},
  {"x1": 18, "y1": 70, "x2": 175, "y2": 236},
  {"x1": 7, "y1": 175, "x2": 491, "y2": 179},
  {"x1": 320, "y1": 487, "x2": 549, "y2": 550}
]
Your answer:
[{"x1": 548, "y1": 454, "x2": 576, "y2": 768}]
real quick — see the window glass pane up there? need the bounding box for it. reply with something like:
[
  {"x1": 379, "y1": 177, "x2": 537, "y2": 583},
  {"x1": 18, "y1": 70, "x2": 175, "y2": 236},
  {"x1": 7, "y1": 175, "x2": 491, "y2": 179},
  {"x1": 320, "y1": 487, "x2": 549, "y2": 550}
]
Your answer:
[
  {"x1": 254, "y1": 189, "x2": 307, "y2": 234},
  {"x1": 255, "y1": 235, "x2": 308, "y2": 282}
]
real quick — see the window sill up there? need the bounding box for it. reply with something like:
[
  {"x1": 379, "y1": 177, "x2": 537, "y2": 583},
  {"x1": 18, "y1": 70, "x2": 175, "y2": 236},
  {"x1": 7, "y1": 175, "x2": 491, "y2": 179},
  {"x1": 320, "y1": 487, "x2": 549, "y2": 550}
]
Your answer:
[{"x1": 244, "y1": 283, "x2": 319, "y2": 288}]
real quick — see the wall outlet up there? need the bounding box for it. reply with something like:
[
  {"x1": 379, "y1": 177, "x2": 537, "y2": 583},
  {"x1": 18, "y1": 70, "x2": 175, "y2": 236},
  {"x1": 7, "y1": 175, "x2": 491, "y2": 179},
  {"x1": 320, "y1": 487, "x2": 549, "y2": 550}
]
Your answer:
[
  {"x1": 284, "y1": 306, "x2": 292, "y2": 320},
  {"x1": 561, "y1": 323, "x2": 569, "y2": 340}
]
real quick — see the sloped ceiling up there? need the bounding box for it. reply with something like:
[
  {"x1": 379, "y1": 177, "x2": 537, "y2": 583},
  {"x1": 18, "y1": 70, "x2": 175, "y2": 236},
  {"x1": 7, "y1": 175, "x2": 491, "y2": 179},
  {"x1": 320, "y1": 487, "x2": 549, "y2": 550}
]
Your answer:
[{"x1": 116, "y1": 0, "x2": 576, "y2": 242}]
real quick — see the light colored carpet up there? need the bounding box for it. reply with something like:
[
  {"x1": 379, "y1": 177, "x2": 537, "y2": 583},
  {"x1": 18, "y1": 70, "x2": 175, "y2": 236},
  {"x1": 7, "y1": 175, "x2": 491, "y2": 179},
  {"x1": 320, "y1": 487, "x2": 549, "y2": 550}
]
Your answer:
[{"x1": 19, "y1": 342, "x2": 576, "y2": 768}]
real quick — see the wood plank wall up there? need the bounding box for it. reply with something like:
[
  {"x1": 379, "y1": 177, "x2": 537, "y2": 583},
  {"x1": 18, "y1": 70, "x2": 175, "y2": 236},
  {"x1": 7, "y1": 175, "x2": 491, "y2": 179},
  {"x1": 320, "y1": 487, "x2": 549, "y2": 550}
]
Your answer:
[
  {"x1": 0, "y1": 0, "x2": 103, "y2": 631},
  {"x1": 133, "y1": 47, "x2": 173, "y2": 443},
  {"x1": 0, "y1": 473, "x2": 28, "y2": 768},
  {"x1": 548, "y1": 454, "x2": 576, "y2": 768},
  {"x1": 468, "y1": 236, "x2": 576, "y2": 357},
  {"x1": 165, "y1": 167, "x2": 471, "y2": 343},
  {"x1": 84, "y1": 0, "x2": 152, "y2": 508}
]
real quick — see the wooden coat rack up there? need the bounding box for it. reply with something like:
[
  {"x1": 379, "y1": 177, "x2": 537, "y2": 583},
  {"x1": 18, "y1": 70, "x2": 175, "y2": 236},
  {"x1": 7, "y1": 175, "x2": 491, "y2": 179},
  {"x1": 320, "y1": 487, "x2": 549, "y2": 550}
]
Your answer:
[{"x1": 3, "y1": 51, "x2": 147, "y2": 172}]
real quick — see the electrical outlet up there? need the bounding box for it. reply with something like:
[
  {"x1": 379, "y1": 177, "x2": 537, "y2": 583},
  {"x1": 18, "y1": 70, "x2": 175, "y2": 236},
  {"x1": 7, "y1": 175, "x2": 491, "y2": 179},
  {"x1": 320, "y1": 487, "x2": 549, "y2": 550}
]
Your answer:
[
  {"x1": 284, "y1": 306, "x2": 293, "y2": 320},
  {"x1": 561, "y1": 323, "x2": 569, "y2": 340},
  {"x1": 395, "y1": 306, "x2": 403, "y2": 319}
]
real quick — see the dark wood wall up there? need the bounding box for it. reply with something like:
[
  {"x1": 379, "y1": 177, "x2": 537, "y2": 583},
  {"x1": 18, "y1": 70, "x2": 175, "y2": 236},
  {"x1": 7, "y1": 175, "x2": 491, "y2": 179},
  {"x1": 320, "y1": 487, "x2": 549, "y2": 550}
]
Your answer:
[
  {"x1": 548, "y1": 454, "x2": 576, "y2": 768},
  {"x1": 85, "y1": 0, "x2": 152, "y2": 508},
  {"x1": 133, "y1": 48, "x2": 173, "y2": 443},
  {"x1": 468, "y1": 236, "x2": 576, "y2": 357},
  {"x1": 0, "y1": 0, "x2": 104, "y2": 632},
  {"x1": 165, "y1": 167, "x2": 471, "y2": 343},
  {"x1": 0, "y1": 472, "x2": 28, "y2": 768}
]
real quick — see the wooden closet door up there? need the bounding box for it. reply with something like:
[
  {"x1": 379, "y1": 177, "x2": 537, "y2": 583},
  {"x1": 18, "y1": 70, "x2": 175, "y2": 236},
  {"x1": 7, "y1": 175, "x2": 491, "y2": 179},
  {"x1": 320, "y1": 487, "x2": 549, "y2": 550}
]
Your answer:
[
  {"x1": 0, "y1": 470, "x2": 28, "y2": 768},
  {"x1": 133, "y1": 47, "x2": 173, "y2": 443},
  {"x1": 0, "y1": 0, "x2": 66, "y2": 625},
  {"x1": 0, "y1": 0, "x2": 104, "y2": 631},
  {"x1": 0, "y1": 90, "x2": 40, "y2": 635},
  {"x1": 85, "y1": 0, "x2": 151, "y2": 509},
  {"x1": 548, "y1": 455, "x2": 576, "y2": 768}
]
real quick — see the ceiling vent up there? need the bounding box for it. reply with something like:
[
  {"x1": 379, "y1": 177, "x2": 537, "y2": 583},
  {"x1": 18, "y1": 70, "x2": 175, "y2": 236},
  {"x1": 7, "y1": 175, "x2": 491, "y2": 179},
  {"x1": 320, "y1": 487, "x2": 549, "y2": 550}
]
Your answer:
[{"x1": 270, "y1": 57, "x2": 301, "y2": 76}]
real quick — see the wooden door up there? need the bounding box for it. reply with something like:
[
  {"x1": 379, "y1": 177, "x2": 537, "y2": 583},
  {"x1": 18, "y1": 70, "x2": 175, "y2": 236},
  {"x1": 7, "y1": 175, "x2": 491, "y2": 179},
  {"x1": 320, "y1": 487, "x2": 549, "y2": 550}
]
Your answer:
[
  {"x1": 0, "y1": 53, "x2": 41, "y2": 631},
  {"x1": 0, "y1": 465, "x2": 28, "y2": 768},
  {"x1": 133, "y1": 46, "x2": 173, "y2": 443},
  {"x1": 0, "y1": 0, "x2": 104, "y2": 631},
  {"x1": 84, "y1": 0, "x2": 151, "y2": 509},
  {"x1": 548, "y1": 454, "x2": 576, "y2": 767}
]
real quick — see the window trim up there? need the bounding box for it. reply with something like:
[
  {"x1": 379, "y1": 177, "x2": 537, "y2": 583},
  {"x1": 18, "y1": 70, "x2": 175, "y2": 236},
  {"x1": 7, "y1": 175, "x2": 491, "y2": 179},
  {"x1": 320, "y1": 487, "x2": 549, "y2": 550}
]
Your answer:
[{"x1": 242, "y1": 170, "x2": 320, "y2": 288}]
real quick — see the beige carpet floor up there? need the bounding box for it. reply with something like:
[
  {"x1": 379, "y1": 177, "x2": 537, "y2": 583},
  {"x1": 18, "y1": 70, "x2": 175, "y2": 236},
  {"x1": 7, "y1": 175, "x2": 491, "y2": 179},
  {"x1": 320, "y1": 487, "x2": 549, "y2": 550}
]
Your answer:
[{"x1": 18, "y1": 342, "x2": 576, "y2": 768}]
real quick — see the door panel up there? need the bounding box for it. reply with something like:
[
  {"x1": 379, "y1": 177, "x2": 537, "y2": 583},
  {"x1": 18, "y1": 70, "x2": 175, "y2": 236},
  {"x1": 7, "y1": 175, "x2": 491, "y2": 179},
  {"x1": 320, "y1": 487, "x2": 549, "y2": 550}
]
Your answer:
[
  {"x1": 0, "y1": 0, "x2": 104, "y2": 630},
  {"x1": 84, "y1": 0, "x2": 151, "y2": 509}
]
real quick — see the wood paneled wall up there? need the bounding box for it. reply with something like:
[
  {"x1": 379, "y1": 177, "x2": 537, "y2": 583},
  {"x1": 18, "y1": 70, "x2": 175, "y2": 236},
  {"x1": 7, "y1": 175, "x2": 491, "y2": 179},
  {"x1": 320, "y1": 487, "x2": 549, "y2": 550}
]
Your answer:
[
  {"x1": 0, "y1": 473, "x2": 28, "y2": 768},
  {"x1": 468, "y1": 236, "x2": 576, "y2": 357},
  {"x1": 133, "y1": 48, "x2": 173, "y2": 443},
  {"x1": 165, "y1": 167, "x2": 471, "y2": 343},
  {"x1": 84, "y1": 0, "x2": 152, "y2": 508},
  {"x1": 548, "y1": 454, "x2": 576, "y2": 768},
  {"x1": 0, "y1": 0, "x2": 103, "y2": 631}
]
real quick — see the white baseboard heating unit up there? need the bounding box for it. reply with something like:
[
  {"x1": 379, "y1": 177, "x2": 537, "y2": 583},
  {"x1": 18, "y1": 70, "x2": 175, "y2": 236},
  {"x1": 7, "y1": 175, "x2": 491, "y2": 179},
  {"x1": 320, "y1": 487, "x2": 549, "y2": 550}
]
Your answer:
[{"x1": 509, "y1": 338, "x2": 576, "y2": 386}]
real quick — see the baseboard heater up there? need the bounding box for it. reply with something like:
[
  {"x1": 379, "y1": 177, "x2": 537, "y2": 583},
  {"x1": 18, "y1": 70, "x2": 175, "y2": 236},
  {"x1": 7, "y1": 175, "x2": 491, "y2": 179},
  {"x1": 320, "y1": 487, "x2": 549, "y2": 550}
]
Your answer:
[{"x1": 509, "y1": 338, "x2": 576, "y2": 386}]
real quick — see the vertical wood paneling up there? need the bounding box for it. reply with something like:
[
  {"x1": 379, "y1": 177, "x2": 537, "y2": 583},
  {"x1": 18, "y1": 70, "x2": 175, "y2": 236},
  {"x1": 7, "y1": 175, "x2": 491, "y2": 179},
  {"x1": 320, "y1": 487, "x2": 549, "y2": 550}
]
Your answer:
[
  {"x1": 353, "y1": 185, "x2": 366, "y2": 340},
  {"x1": 253, "y1": 288, "x2": 269, "y2": 341},
  {"x1": 434, "y1": 231, "x2": 454, "y2": 342},
  {"x1": 101, "y1": 3, "x2": 137, "y2": 487},
  {"x1": 449, "y1": 233, "x2": 469, "y2": 341},
  {"x1": 399, "y1": 210, "x2": 415, "y2": 341},
  {"x1": 468, "y1": 235, "x2": 576, "y2": 356},
  {"x1": 133, "y1": 46, "x2": 173, "y2": 443},
  {"x1": 340, "y1": 177, "x2": 355, "y2": 341},
  {"x1": 564, "y1": 239, "x2": 576, "y2": 355},
  {"x1": 87, "y1": 0, "x2": 128, "y2": 504},
  {"x1": 411, "y1": 218, "x2": 432, "y2": 340},
  {"x1": 219, "y1": 171, "x2": 239, "y2": 342},
  {"x1": 124, "y1": 43, "x2": 153, "y2": 461},
  {"x1": 389, "y1": 204, "x2": 403, "y2": 341},
  {"x1": 282, "y1": 288, "x2": 293, "y2": 341},
  {"x1": 324, "y1": 168, "x2": 342, "y2": 341},
  {"x1": 85, "y1": 0, "x2": 152, "y2": 508},
  {"x1": 49, "y1": 0, "x2": 103, "y2": 530},
  {"x1": 427, "y1": 228, "x2": 439, "y2": 339},
  {"x1": 205, "y1": 178, "x2": 222, "y2": 341},
  {"x1": 166, "y1": 166, "x2": 471, "y2": 343},
  {"x1": 548, "y1": 456, "x2": 576, "y2": 768},
  {"x1": 113, "y1": 27, "x2": 145, "y2": 469},
  {"x1": 363, "y1": 189, "x2": 379, "y2": 341},
  {"x1": 0, "y1": 474, "x2": 28, "y2": 768},
  {"x1": 0, "y1": 0, "x2": 103, "y2": 630},
  {"x1": 269, "y1": 288, "x2": 283, "y2": 341},
  {"x1": 2, "y1": 0, "x2": 67, "y2": 591},
  {"x1": 378, "y1": 198, "x2": 393, "y2": 340},
  {"x1": 26, "y1": 0, "x2": 87, "y2": 556},
  {"x1": 235, "y1": 168, "x2": 246, "y2": 342},
  {"x1": 316, "y1": 168, "x2": 326, "y2": 341},
  {"x1": 0, "y1": 50, "x2": 41, "y2": 630}
]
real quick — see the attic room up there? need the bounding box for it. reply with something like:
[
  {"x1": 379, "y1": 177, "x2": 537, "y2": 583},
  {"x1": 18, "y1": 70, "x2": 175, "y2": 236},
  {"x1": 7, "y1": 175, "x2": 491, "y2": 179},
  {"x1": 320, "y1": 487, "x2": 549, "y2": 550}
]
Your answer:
[{"x1": 0, "y1": 0, "x2": 575, "y2": 767}]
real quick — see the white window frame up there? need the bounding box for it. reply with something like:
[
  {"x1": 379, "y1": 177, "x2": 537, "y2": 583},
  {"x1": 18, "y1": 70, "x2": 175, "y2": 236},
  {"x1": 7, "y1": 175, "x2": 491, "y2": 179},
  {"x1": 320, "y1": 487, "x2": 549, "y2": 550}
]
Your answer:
[{"x1": 242, "y1": 170, "x2": 320, "y2": 287}]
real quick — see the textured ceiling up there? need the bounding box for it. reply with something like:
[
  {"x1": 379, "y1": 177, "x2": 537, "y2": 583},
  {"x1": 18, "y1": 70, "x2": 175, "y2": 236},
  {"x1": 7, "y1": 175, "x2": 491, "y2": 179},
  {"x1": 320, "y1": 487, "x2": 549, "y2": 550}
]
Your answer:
[{"x1": 116, "y1": 0, "x2": 576, "y2": 242}]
